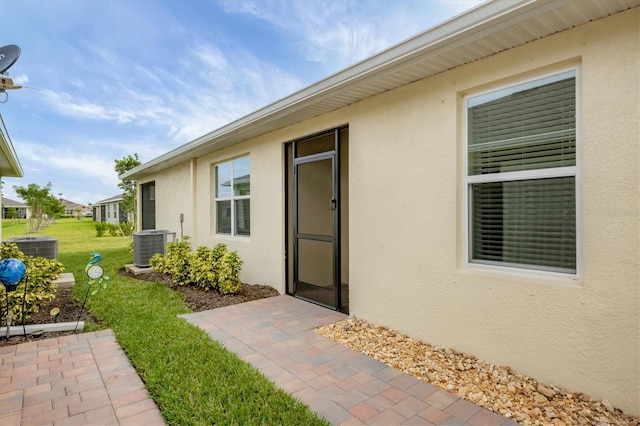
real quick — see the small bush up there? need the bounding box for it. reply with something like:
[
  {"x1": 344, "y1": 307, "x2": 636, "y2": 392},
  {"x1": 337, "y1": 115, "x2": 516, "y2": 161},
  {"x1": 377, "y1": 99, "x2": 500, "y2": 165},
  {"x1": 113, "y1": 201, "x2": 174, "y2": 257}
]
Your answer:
[
  {"x1": 95, "y1": 222, "x2": 107, "y2": 237},
  {"x1": 0, "y1": 243, "x2": 64, "y2": 325},
  {"x1": 120, "y1": 222, "x2": 135, "y2": 236},
  {"x1": 150, "y1": 238, "x2": 243, "y2": 294},
  {"x1": 107, "y1": 223, "x2": 120, "y2": 236},
  {"x1": 217, "y1": 250, "x2": 243, "y2": 294},
  {"x1": 189, "y1": 246, "x2": 217, "y2": 290},
  {"x1": 95, "y1": 222, "x2": 134, "y2": 237},
  {"x1": 149, "y1": 252, "x2": 168, "y2": 273},
  {"x1": 157, "y1": 237, "x2": 192, "y2": 285}
]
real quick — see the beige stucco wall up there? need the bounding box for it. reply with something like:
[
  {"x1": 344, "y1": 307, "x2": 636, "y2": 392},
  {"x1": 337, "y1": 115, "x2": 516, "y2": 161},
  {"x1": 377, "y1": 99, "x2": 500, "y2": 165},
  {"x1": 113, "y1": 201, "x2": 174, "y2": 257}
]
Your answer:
[
  {"x1": 141, "y1": 8, "x2": 639, "y2": 415},
  {"x1": 347, "y1": 9, "x2": 639, "y2": 415},
  {"x1": 192, "y1": 136, "x2": 286, "y2": 288},
  {"x1": 139, "y1": 161, "x2": 194, "y2": 239}
]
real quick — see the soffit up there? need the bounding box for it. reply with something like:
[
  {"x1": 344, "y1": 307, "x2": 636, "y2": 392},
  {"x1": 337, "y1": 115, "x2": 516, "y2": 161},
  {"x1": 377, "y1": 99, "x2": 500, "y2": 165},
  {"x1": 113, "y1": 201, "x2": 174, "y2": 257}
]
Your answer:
[
  {"x1": 0, "y1": 113, "x2": 23, "y2": 178},
  {"x1": 123, "y1": 0, "x2": 640, "y2": 179}
]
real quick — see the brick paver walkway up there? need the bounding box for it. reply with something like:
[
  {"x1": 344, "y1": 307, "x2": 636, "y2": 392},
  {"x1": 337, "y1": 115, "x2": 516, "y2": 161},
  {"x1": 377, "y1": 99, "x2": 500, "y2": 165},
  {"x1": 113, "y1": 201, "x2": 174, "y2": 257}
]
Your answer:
[
  {"x1": 182, "y1": 295, "x2": 517, "y2": 426},
  {"x1": 0, "y1": 329, "x2": 164, "y2": 425}
]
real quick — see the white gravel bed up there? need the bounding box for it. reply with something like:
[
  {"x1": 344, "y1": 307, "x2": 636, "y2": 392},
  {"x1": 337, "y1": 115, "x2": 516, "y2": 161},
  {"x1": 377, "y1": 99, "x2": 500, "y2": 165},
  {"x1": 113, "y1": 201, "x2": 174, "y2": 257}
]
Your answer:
[{"x1": 316, "y1": 318, "x2": 639, "y2": 426}]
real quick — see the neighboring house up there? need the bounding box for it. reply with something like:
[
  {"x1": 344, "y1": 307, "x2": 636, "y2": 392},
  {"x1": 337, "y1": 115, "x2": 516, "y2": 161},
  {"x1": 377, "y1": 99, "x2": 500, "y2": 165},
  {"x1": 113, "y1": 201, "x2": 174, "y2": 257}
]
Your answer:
[
  {"x1": 59, "y1": 198, "x2": 91, "y2": 217},
  {"x1": 92, "y1": 194, "x2": 130, "y2": 224},
  {"x1": 1, "y1": 197, "x2": 28, "y2": 219},
  {"x1": 121, "y1": 0, "x2": 640, "y2": 416},
  {"x1": 0, "y1": 113, "x2": 23, "y2": 241}
]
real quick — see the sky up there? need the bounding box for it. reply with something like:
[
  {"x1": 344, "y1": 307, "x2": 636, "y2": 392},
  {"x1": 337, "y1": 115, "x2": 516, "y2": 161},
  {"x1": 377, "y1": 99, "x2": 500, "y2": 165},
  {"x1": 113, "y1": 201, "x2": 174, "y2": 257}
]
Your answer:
[{"x1": 1, "y1": 0, "x2": 483, "y2": 205}]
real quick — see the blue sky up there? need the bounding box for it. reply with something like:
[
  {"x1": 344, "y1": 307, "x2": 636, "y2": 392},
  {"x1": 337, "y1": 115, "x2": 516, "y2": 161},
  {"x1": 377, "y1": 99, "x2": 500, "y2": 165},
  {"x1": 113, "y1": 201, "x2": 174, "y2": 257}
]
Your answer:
[{"x1": 1, "y1": 0, "x2": 482, "y2": 205}]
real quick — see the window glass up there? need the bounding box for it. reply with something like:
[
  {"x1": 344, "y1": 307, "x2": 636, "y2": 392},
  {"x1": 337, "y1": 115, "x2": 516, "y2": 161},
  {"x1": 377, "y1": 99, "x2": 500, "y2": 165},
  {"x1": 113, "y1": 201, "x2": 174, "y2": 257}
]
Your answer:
[
  {"x1": 216, "y1": 162, "x2": 232, "y2": 198},
  {"x1": 296, "y1": 133, "x2": 335, "y2": 158},
  {"x1": 233, "y1": 157, "x2": 251, "y2": 196},
  {"x1": 216, "y1": 200, "x2": 231, "y2": 235},
  {"x1": 468, "y1": 72, "x2": 575, "y2": 175},
  {"x1": 471, "y1": 177, "x2": 576, "y2": 272},
  {"x1": 214, "y1": 156, "x2": 250, "y2": 236},
  {"x1": 467, "y1": 71, "x2": 577, "y2": 273},
  {"x1": 235, "y1": 199, "x2": 250, "y2": 236}
]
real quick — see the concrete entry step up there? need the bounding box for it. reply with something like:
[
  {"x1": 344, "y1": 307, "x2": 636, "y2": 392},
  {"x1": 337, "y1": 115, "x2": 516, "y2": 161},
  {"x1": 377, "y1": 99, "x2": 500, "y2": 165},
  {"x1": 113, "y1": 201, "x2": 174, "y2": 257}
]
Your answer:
[
  {"x1": 124, "y1": 263, "x2": 155, "y2": 275},
  {"x1": 53, "y1": 272, "x2": 75, "y2": 288}
]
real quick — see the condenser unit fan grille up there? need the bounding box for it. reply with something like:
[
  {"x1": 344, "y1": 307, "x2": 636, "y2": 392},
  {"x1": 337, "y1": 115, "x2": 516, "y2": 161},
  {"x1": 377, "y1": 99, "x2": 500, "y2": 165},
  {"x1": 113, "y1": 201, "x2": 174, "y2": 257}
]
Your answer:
[{"x1": 133, "y1": 230, "x2": 175, "y2": 267}]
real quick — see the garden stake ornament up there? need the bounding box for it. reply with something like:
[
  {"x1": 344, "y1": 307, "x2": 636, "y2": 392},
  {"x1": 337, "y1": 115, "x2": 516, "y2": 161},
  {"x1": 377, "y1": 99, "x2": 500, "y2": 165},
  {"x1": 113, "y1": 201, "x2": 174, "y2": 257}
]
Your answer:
[
  {"x1": 0, "y1": 257, "x2": 27, "y2": 339},
  {"x1": 75, "y1": 253, "x2": 110, "y2": 332}
]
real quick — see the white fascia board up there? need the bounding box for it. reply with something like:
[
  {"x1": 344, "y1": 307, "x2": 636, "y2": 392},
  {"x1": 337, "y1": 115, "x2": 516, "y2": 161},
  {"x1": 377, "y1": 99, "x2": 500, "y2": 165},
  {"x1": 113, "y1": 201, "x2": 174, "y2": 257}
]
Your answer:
[{"x1": 0, "y1": 113, "x2": 23, "y2": 178}]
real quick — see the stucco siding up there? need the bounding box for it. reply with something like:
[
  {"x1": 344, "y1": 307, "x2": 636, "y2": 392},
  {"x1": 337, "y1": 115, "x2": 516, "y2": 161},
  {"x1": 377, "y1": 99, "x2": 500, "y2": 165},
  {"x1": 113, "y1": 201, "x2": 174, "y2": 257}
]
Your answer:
[
  {"x1": 348, "y1": 9, "x2": 639, "y2": 415},
  {"x1": 191, "y1": 136, "x2": 286, "y2": 288},
  {"x1": 142, "y1": 161, "x2": 193, "y2": 238},
  {"x1": 140, "y1": 8, "x2": 638, "y2": 415}
]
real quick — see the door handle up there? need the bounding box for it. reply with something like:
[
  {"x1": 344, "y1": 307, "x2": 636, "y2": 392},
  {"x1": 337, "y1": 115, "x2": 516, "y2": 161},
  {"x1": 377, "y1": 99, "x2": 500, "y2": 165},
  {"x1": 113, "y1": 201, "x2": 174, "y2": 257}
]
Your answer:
[{"x1": 331, "y1": 198, "x2": 337, "y2": 210}]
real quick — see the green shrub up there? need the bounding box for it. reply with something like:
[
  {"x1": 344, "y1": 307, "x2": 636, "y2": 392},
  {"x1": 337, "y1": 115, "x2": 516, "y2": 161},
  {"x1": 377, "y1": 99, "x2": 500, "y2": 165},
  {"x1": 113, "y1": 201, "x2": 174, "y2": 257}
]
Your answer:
[
  {"x1": 150, "y1": 238, "x2": 243, "y2": 294},
  {"x1": 107, "y1": 223, "x2": 120, "y2": 236},
  {"x1": 95, "y1": 222, "x2": 107, "y2": 237},
  {"x1": 149, "y1": 252, "x2": 168, "y2": 274},
  {"x1": 189, "y1": 246, "x2": 217, "y2": 290},
  {"x1": 217, "y1": 250, "x2": 243, "y2": 294},
  {"x1": 0, "y1": 243, "x2": 64, "y2": 325},
  {"x1": 151, "y1": 237, "x2": 192, "y2": 285},
  {"x1": 120, "y1": 222, "x2": 135, "y2": 236}
]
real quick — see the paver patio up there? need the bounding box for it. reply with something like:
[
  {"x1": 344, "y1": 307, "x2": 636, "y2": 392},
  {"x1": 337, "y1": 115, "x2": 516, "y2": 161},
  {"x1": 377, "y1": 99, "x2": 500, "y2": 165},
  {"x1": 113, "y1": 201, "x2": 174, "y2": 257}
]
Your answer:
[
  {"x1": 182, "y1": 295, "x2": 517, "y2": 425},
  {"x1": 0, "y1": 329, "x2": 164, "y2": 426},
  {"x1": 1, "y1": 295, "x2": 520, "y2": 425}
]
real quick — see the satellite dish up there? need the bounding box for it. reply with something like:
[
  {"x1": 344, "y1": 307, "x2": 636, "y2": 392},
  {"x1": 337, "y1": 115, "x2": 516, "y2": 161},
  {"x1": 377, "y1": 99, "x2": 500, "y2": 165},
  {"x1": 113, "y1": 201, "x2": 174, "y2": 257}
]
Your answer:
[{"x1": 0, "y1": 45, "x2": 21, "y2": 74}]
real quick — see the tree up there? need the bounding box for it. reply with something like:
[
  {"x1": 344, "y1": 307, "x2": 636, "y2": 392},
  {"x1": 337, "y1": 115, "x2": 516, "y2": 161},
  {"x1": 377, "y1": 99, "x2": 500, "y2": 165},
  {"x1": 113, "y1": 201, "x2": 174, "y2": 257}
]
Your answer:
[
  {"x1": 13, "y1": 182, "x2": 64, "y2": 232},
  {"x1": 115, "y1": 153, "x2": 141, "y2": 227}
]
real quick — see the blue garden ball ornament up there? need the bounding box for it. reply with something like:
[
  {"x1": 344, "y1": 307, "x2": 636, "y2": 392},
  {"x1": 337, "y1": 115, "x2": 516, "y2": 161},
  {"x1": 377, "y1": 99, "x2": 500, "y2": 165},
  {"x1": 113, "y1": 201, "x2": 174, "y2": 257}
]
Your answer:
[{"x1": 0, "y1": 258, "x2": 27, "y2": 291}]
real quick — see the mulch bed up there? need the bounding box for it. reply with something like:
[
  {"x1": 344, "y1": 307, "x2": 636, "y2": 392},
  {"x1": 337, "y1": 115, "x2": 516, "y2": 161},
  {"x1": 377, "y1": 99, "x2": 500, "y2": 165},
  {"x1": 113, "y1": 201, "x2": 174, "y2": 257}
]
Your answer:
[{"x1": 0, "y1": 268, "x2": 278, "y2": 347}]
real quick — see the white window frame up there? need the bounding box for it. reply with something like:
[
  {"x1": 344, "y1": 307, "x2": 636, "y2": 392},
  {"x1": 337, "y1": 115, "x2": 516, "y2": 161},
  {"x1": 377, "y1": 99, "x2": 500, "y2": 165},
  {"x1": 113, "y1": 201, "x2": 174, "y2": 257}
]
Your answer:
[
  {"x1": 214, "y1": 156, "x2": 250, "y2": 237},
  {"x1": 462, "y1": 67, "x2": 582, "y2": 278}
]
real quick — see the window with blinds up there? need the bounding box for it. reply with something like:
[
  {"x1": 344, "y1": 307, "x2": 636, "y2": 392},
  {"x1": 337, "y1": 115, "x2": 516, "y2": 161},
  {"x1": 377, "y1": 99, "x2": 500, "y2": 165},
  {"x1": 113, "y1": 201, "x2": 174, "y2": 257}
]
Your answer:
[{"x1": 466, "y1": 71, "x2": 577, "y2": 273}]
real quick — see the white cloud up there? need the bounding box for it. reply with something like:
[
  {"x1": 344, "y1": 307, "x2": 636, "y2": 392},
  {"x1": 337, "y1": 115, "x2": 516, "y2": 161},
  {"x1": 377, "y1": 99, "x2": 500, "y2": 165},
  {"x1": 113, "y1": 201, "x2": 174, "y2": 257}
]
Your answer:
[
  {"x1": 14, "y1": 141, "x2": 119, "y2": 187},
  {"x1": 12, "y1": 73, "x2": 29, "y2": 85},
  {"x1": 218, "y1": 0, "x2": 483, "y2": 71},
  {"x1": 40, "y1": 36, "x2": 303, "y2": 146}
]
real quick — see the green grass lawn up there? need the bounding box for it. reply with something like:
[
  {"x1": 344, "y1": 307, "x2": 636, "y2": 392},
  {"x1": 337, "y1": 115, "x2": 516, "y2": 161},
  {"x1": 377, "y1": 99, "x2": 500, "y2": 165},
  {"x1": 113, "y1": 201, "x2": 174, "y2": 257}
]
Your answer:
[{"x1": 3, "y1": 218, "x2": 328, "y2": 425}]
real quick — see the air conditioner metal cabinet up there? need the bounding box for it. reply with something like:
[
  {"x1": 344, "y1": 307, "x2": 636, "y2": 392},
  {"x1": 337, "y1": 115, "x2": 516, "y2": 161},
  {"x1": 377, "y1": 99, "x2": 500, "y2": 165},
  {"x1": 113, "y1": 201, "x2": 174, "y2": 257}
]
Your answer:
[
  {"x1": 133, "y1": 230, "x2": 176, "y2": 268},
  {"x1": 4, "y1": 236, "x2": 59, "y2": 259}
]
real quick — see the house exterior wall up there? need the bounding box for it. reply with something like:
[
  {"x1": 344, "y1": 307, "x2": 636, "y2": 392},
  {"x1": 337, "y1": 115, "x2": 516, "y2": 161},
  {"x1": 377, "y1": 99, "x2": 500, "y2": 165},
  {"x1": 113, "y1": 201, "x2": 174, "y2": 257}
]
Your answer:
[
  {"x1": 192, "y1": 136, "x2": 286, "y2": 287},
  {"x1": 104, "y1": 202, "x2": 119, "y2": 224},
  {"x1": 139, "y1": 161, "x2": 193, "y2": 238},
  {"x1": 347, "y1": 9, "x2": 638, "y2": 414},
  {"x1": 140, "y1": 9, "x2": 639, "y2": 415}
]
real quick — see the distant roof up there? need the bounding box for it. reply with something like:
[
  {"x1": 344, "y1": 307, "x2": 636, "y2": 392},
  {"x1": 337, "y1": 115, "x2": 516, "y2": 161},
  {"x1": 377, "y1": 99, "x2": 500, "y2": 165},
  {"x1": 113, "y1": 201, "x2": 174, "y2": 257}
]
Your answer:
[
  {"x1": 122, "y1": 0, "x2": 640, "y2": 181},
  {"x1": 60, "y1": 198, "x2": 88, "y2": 209},
  {"x1": 94, "y1": 194, "x2": 124, "y2": 205},
  {"x1": 0, "y1": 113, "x2": 23, "y2": 177},
  {"x1": 2, "y1": 197, "x2": 26, "y2": 208}
]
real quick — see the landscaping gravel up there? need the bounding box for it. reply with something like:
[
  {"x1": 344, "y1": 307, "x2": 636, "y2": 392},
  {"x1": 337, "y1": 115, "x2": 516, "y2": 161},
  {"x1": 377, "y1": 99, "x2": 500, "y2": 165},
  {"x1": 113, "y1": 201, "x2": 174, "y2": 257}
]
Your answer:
[{"x1": 316, "y1": 317, "x2": 639, "y2": 426}]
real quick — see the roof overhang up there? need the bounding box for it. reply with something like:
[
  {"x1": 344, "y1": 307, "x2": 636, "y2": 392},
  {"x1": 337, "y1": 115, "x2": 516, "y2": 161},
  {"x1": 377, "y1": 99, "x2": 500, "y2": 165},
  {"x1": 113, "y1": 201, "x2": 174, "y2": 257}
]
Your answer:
[
  {"x1": 0, "y1": 113, "x2": 23, "y2": 178},
  {"x1": 122, "y1": 0, "x2": 640, "y2": 180},
  {"x1": 94, "y1": 194, "x2": 125, "y2": 205}
]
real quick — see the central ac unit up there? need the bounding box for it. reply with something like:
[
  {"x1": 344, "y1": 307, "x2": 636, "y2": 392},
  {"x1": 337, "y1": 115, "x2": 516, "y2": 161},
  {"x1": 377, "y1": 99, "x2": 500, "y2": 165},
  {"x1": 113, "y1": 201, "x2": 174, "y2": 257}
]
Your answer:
[
  {"x1": 133, "y1": 230, "x2": 175, "y2": 267},
  {"x1": 5, "y1": 236, "x2": 59, "y2": 259}
]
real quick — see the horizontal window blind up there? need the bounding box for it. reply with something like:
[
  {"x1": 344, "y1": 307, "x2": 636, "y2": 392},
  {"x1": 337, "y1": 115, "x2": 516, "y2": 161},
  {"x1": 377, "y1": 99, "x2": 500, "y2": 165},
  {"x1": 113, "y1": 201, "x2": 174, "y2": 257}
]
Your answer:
[
  {"x1": 471, "y1": 177, "x2": 576, "y2": 272},
  {"x1": 468, "y1": 75, "x2": 575, "y2": 175},
  {"x1": 467, "y1": 70, "x2": 577, "y2": 274}
]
